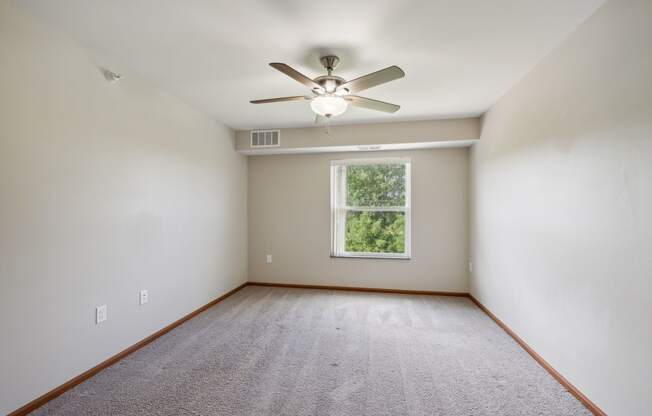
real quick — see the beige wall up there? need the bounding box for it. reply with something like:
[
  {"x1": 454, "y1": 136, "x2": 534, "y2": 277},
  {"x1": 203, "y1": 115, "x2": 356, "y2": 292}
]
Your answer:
[
  {"x1": 248, "y1": 149, "x2": 469, "y2": 292},
  {"x1": 470, "y1": 1, "x2": 652, "y2": 414},
  {"x1": 0, "y1": 3, "x2": 247, "y2": 414}
]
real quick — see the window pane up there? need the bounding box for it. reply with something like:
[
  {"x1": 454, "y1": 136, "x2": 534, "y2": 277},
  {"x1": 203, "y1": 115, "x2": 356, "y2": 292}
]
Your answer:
[
  {"x1": 346, "y1": 164, "x2": 406, "y2": 207},
  {"x1": 345, "y1": 211, "x2": 405, "y2": 254}
]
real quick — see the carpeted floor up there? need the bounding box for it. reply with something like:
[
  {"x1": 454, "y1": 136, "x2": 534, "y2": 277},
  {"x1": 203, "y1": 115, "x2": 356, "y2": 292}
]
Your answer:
[{"x1": 32, "y1": 286, "x2": 590, "y2": 415}]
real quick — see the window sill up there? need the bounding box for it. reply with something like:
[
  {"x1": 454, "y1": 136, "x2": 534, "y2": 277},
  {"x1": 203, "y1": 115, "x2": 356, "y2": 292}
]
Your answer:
[{"x1": 330, "y1": 254, "x2": 411, "y2": 260}]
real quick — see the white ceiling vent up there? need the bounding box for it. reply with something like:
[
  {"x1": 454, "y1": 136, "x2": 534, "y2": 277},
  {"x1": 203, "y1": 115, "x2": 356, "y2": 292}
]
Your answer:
[{"x1": 251, "y1": 130, "x2": 280, "y2": 148}]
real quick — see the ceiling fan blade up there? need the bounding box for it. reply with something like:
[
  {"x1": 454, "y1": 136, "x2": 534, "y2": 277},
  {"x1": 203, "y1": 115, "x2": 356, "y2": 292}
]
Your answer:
[
  {"x1": 250, "y1": 96, "x2": 308, "y2": 104},
  {"x1": 339, "y1": 66, "x2": 405, "y2": 94},
  {"x1": 269, "y1": 63, "x2": 324, "y2": 93},
  {"x1": 345, "y1": 95, "x2": 400, "y2": 113}
]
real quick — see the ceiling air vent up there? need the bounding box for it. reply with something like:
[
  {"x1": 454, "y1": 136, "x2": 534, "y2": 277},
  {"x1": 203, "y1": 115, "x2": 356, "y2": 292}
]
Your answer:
[{"x1": 250, "y1": 130, "x2": 280, "y2": 148}]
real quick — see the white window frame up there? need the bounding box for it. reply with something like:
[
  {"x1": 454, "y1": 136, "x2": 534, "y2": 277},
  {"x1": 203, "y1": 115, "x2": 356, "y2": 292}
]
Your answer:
[{"x1": 330, "y1": 157, "x2": 412, "y2": 259}]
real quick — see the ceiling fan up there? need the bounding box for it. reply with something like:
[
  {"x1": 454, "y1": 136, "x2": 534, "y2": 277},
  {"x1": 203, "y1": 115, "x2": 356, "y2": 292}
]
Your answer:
[{"x1": 250, "y1": 55, "x2": 405, "y2": 121}]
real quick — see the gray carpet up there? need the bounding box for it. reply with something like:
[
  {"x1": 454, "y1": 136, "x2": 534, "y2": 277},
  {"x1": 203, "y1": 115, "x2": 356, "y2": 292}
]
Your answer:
[{"x1": 32, "y1": 286, "x2": 590, "y2": 415}]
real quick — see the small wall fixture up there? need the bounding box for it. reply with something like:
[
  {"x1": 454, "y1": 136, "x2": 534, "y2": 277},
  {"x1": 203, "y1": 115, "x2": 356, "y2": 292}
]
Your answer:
[{"x1": 102, "y1": 69, "x2": 123, "y2": 84}]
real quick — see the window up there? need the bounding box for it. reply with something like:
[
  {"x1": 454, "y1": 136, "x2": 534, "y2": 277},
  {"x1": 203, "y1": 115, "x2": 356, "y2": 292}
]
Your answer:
[{"x1": 330, "y1": 158, "x2": 411, "y2": 259}]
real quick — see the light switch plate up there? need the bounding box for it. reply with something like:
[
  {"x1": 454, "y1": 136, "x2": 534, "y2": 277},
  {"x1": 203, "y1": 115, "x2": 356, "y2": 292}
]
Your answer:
[
  {"x1": 139, "y1": 289, "x2": 148, "y2": 305},
  {"x1": 96, "y1": 305, "x2": 107, "y2": 324},
  {"x1": 266, "y1": 254, "x2": 272, "y2": 264}
]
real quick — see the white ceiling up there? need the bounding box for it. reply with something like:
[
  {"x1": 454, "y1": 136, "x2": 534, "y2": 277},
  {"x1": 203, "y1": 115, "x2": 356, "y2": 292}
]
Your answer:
[{"x1": 16, "y1": 0, "x2": 604, "y2": 130}]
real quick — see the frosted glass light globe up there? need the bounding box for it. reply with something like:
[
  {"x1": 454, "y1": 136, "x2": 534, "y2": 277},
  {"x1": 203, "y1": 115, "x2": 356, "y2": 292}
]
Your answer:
[{"x1": 310, "y1": 95, "x2": 348, "y2": 118}]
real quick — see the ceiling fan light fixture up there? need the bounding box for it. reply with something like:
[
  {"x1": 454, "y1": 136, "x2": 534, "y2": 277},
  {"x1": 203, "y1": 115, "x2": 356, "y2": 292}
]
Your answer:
[
  {"x1": 251, "y1": 57, "x2": 404, "y2": 121},
  {"x1": 310, "y1": 95, "x2": 348, "y2": 118}
]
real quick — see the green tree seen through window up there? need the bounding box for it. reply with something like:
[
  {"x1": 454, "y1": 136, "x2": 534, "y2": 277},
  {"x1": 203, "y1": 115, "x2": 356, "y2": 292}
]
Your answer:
[{"x1": 344, "y1": 164, "x2": 406, "y2": 254}]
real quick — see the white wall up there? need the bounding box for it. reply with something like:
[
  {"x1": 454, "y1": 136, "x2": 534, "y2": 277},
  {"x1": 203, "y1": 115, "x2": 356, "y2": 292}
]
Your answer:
[
  {"x1": 249, "y1": 148, "x2": 469, "y2": 292},
  {"x1": 0, "y1": 3, "x2": 247, "y2": 414},
  {"x1": 470, "y1": 1, "x2": 652, "y2": 414}
]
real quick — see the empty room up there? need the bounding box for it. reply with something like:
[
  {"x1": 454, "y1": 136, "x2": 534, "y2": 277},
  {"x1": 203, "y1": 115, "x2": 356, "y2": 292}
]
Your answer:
[{"x1": 1, "y1": 0, "x2": 650, "y2": 415}]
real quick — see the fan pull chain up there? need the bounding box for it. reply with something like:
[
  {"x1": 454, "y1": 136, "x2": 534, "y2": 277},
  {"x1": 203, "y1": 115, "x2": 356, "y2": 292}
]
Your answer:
[{"x1": 325, "y1": 118, "x2": 333, "y2": 137}]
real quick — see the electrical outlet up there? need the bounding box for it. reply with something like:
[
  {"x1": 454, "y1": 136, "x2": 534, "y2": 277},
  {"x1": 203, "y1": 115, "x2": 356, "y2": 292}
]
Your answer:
[
  {"x1": 139, "y1": 289, "x2": 148, "y2": 305},
  {"x1": 266, "y1": 254, "x2": 272, "y2": 264},
  {"x1": 96, "y1": 305, "x2": 107, "y2": 324}
]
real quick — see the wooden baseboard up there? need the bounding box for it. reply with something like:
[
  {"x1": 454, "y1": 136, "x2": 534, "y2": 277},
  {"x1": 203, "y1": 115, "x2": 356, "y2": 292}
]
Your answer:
[
  {"x1": 246, "y1": 281, "x2": 469, "y2": 297},
  {"x1": 468, "y1": 295, "x2": 607, "y2": 416},
  {"x1": 8, "y1": 282, "x2": 248, "y2": 416}
]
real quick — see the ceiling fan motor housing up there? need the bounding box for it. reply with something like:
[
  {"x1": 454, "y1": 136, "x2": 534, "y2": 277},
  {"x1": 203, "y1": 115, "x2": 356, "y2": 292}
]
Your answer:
[
  {"x1": 312, "y1": 56, "x2": 346, "y2": 94},
  {"x1": 313, "y1": 75, "x2": 346, "y2": 94}
]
